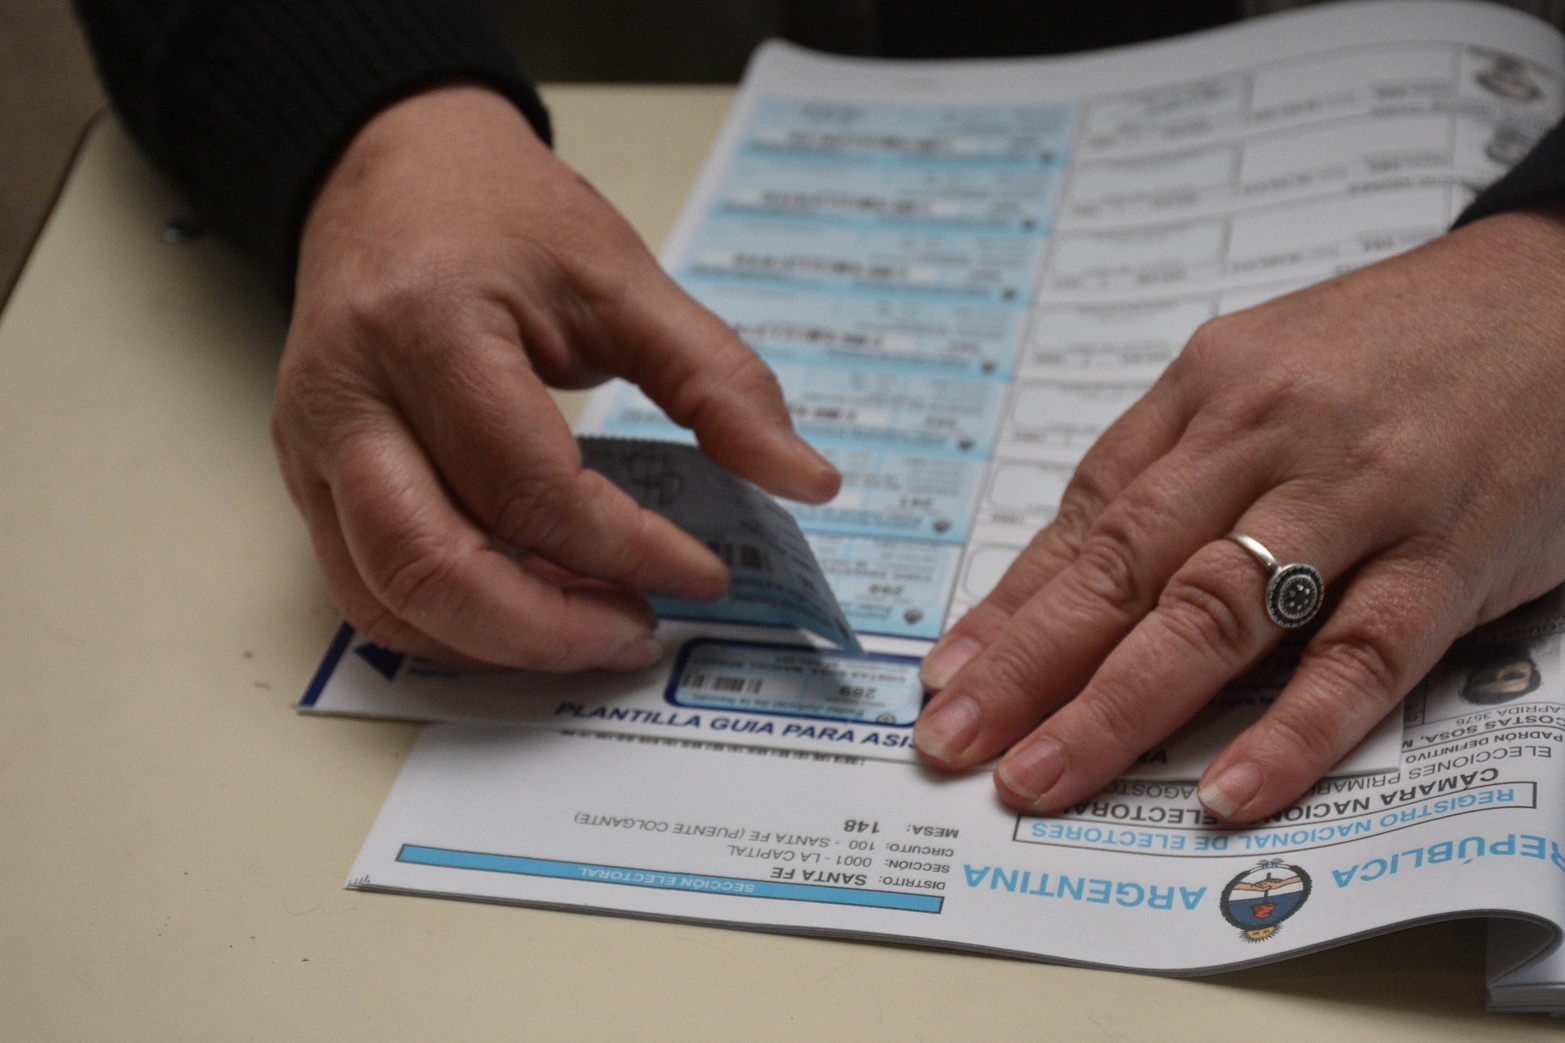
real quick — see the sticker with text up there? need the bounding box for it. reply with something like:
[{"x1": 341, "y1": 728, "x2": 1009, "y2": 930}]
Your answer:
[{"x1": 668, "y1": 639, "x2": 925, "y2": 725}]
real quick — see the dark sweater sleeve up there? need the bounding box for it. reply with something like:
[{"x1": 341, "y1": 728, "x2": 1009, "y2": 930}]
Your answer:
[
  {"x1": 1457, "y1": 112, "x2": 1565, "y2": 226},
  {"x1": 72, "y1": 0, "x2": 551, "y2": 298}
]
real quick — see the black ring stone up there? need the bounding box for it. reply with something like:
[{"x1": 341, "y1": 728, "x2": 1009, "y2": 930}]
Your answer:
[{"x1": 1266, "y1": 563, "x2": 1324, "y2": 628}]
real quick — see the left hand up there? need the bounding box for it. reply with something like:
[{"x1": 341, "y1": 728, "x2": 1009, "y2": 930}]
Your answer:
[{"x1": 911, "y1": 206, "x2": 1565, "y2": 824}]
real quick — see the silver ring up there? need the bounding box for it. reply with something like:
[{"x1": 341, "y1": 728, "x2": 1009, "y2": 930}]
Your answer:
[{"x1": 1224, "y1": 531, "x2": 1324, "y2": 629}]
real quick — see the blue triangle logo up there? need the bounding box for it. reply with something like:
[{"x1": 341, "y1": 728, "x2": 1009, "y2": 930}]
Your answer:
[{"x1": 354, "y1": 642, "x2": 406, "y2": 682}]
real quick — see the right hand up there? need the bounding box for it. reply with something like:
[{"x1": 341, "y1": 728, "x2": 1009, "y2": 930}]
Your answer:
[
  {"x1": 912, "y1": 206, "x2": 1565, "y2": 824},
  {"x1": 271, "y1": 84, "x2": 839, "y2": 670}
]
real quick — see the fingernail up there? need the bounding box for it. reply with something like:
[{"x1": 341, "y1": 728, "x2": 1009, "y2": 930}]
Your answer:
[
  {"x1": 920, "y1": 636, "x2": 980, "y2": 691},
  {"x1": 997, "y1": 737, "x2": 1066, "y2": 805},
  {"x1": 775, "y1": 433, "x2": 840, "y2": 503},
  {"x1": 598, "y1": 635, "x2": 663, "y2": 671},
  {"x1": 913, "y1": 695, "x2": 980, "y2": 763},
  {"x1": 1199, "y1": 761, "x2": 1262, "y2": 819}
]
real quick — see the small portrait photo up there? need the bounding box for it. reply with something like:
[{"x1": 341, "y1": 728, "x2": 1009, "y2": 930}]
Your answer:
[
  {"x1": 1485, "y1": 123, "x2": 1538, "y2": 168},
  {"x1": 1418, "y1": 632, "x2": 1559, "y2": 724},
  {"x1": 1472, "y1": 49, "x2": 1544, "y2": 103},
  {"x1": 1459, "y1": 642, "x2": 1543, "y2": 706}
]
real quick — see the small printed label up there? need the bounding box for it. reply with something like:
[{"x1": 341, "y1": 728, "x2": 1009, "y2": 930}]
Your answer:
[{"x1": 669, "y1": 639, "x2": 925, "y2": 725}]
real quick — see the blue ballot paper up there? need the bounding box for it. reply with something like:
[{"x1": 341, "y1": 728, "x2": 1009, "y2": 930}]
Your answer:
[{"x1": 578, "y1": 435, "x2": 862, "y2": 654}]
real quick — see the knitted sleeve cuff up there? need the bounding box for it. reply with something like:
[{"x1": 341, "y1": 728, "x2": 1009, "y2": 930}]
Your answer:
[{"x1": 149, "y1": 0, "x2": 550, "y2": 297}]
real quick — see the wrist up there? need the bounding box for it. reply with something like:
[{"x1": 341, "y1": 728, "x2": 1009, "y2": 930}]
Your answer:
[
  {"x1": 317, "y1": 83, "x2": 549, "y2": 202},
  {"x1": 297, "y1": 84, "x2": 555, "y2": 296}
]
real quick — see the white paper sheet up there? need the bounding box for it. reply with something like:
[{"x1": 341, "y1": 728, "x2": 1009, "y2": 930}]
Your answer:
[{"x1": 339, "y1": 0, "x2": 1565, "y2": 1009}]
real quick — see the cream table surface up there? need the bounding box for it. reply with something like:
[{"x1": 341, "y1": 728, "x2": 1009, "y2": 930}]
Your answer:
[{"x1": 1, "y1": 84, "x2": 1555, "y2": 1040}]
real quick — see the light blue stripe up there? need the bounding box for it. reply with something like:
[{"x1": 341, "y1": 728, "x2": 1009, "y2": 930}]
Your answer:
[{"x1": 398, "y1": 845, "x2": 941, "y2": 913}]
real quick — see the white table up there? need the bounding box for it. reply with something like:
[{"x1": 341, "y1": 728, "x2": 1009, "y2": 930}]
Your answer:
[{"x1": 1, "y1": 85, "x2": 1552, "y2": 1039}]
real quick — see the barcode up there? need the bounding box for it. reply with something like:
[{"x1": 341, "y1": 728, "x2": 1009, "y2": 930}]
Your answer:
[
  {"x1": 706, "y1": 540, "x2": 774, "y2": 574},
  {"x1": 685, "y1": 672, "x2": 765, "y2": 694}
]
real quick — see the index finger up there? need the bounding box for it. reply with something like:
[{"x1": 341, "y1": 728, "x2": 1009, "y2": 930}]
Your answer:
[
  {"x1": 920, "y1": 387, "x2": 1189, "y2": 692},
  {"x1": 599, "y1": 283, "x2": 843, "y2": 505}
]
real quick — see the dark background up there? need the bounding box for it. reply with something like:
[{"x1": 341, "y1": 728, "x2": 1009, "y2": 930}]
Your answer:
[{"x1": 6, "y1": 0, "x2": 1563, "y2": 301}]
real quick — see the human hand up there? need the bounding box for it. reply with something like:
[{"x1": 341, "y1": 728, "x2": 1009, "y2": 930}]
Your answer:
[
  {"x1": 271, "y1": 85, "x2": 839, "y2": 670},
  {"x1": 912, "y1": 206, "x2": 1565, "y2": 823}
]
